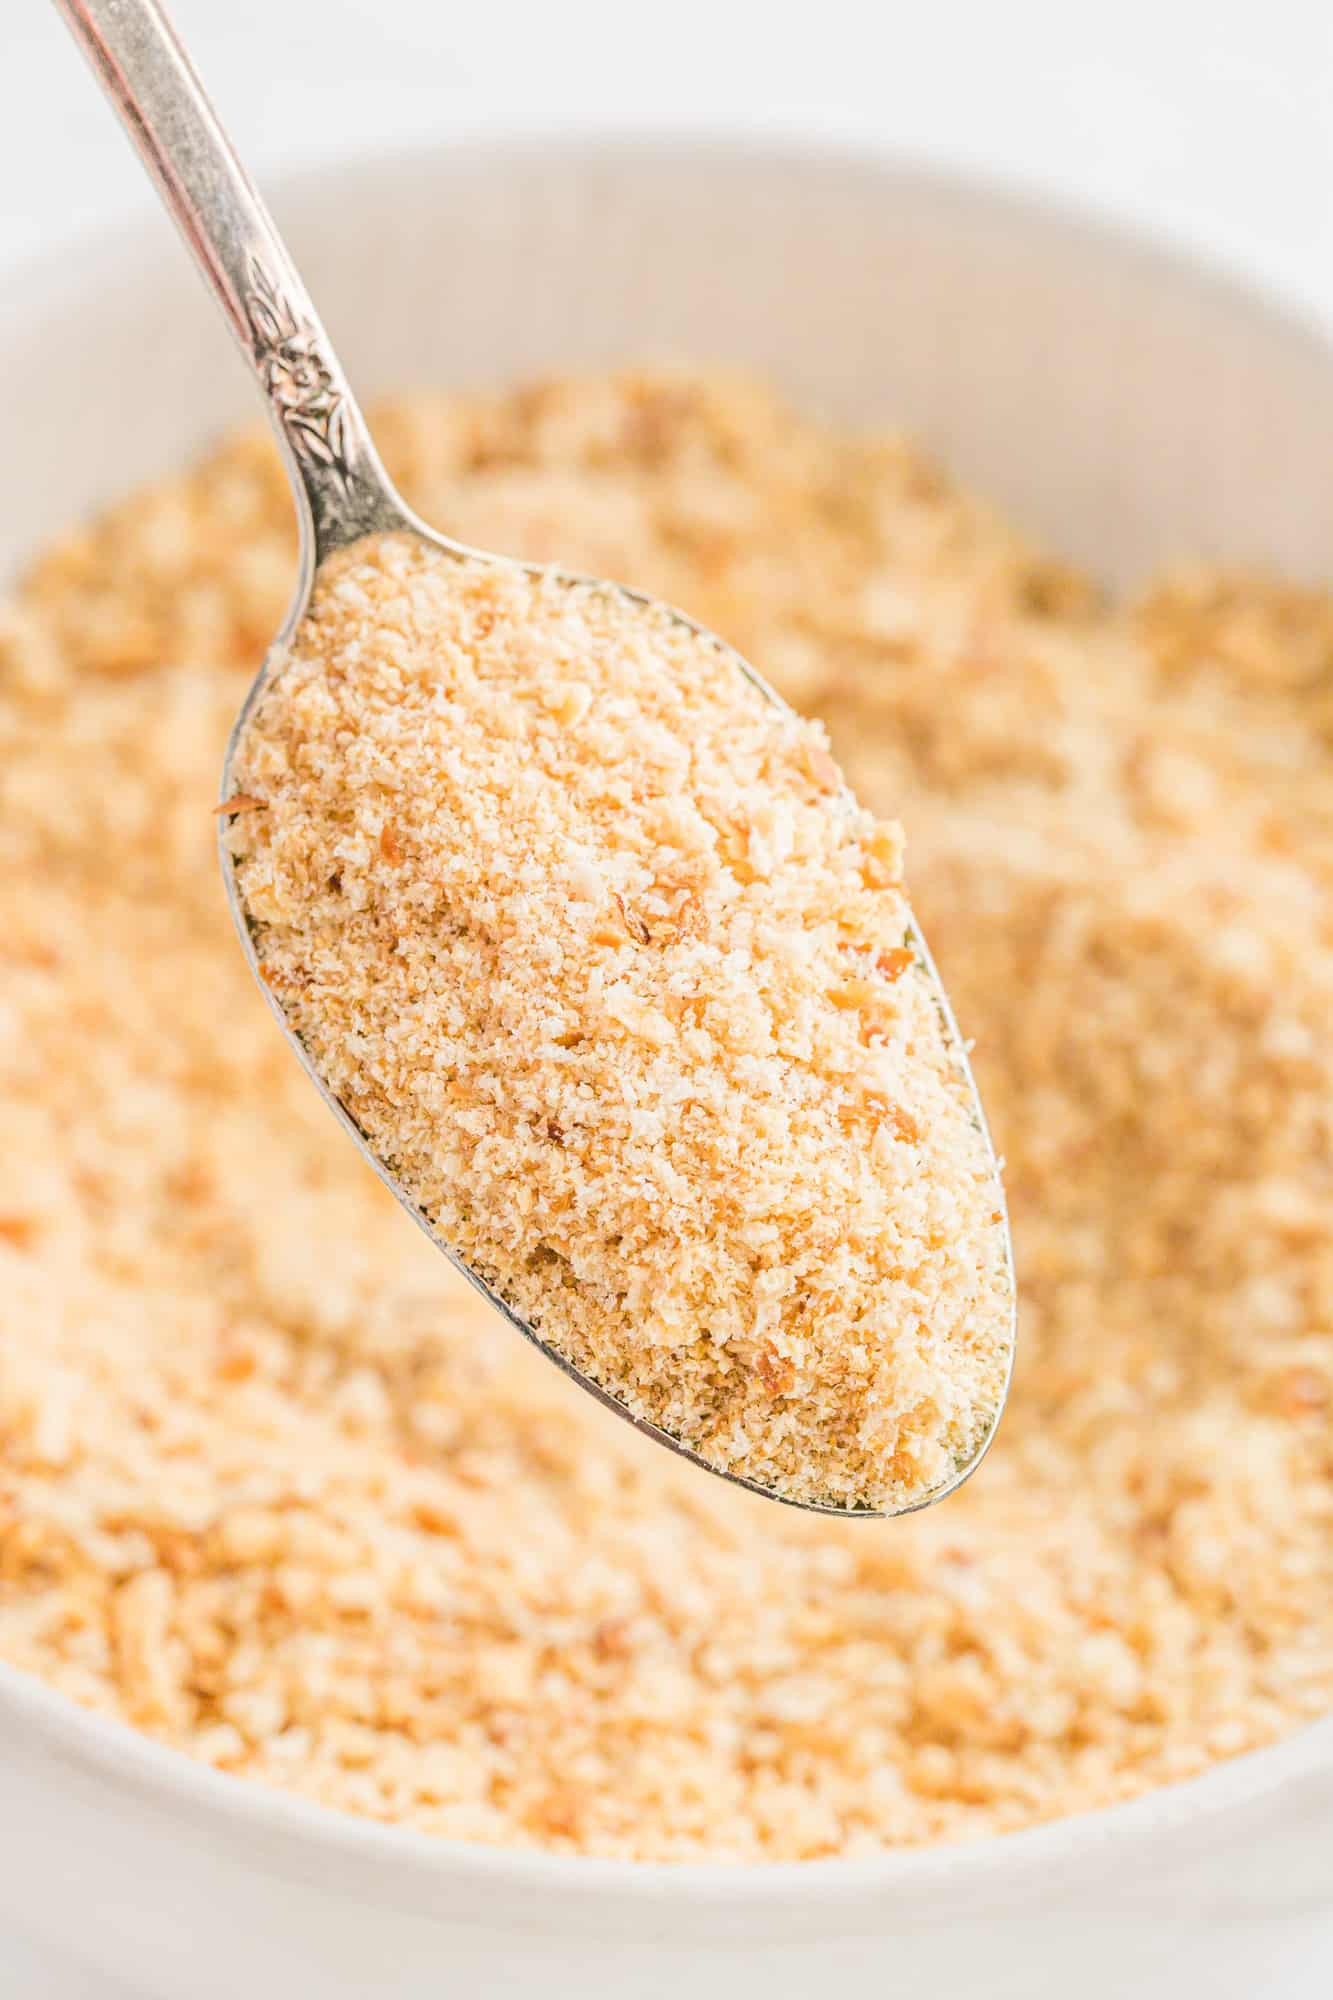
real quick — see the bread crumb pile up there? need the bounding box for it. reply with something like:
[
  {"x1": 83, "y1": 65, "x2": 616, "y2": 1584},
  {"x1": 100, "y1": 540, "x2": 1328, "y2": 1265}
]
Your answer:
[
  {"x1": 1, "y1": 371, "x2": 1329, "y2": 1859},
  {"x1": 227, "y1": 536, "x2": 1010, "y2": 1511}
]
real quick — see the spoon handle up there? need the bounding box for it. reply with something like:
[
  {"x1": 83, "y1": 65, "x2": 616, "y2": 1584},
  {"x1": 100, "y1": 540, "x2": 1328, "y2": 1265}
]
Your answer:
[{"x1": 53, "y1": 0, "x2": 408, "y2": 560}]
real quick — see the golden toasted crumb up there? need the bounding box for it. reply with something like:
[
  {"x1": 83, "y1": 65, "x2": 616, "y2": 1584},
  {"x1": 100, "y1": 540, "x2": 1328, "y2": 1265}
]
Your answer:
[
  {"x1": 612, "y1": 890, "x2": 651, "y2": 946},
  {"x1": 0, "y1": 367, "x2": 1328, "y2": 1863},
  {"x1": 227, "y1": 535, "x2": 1011, "y2": 1513}
]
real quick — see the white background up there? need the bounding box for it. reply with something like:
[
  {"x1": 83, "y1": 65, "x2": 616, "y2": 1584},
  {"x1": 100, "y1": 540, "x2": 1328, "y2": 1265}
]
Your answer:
[
  {"x1": 1, "y1": 2, "x2": 1330, "y2": 1992},
  {"x1": 4, "y1": 0, "x2": 1333, "y2": 330}
]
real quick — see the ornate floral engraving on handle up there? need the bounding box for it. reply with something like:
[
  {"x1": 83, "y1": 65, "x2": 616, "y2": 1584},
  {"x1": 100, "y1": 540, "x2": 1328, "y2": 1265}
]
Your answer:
[{"x1": 244, "y1": 258, "x2": 351, "y2": 486}]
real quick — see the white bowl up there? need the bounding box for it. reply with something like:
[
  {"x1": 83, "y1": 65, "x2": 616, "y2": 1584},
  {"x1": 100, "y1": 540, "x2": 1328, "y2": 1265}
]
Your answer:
[{"x1": 2, "y1": 135, "x2": 1330, "y2": 2000}]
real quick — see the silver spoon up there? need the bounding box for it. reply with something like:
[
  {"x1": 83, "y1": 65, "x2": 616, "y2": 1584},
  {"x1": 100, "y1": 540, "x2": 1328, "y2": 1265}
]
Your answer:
[{"x1": 56, "y1": 0, "x2": 1015, "y2": 1517}]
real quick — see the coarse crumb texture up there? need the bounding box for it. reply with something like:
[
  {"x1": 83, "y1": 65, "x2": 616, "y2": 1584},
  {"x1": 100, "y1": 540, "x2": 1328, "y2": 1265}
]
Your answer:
[
  {"x1": 0, "y1": 370, "x2": 1329, "y2": 1861},
  {"x1": 226, "y1": 536, "x2": 1011, "y2": 1512}
]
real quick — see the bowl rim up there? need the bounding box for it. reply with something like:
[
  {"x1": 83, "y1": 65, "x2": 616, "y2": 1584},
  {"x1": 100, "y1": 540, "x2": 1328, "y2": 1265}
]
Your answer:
[
  {"x1": 1, "y1": 126, "x2": 1329, "y2": 1919},
  {"x1": 4, "y1": 123, "x2": 1333, "y2": 447},
  {"x1": 6, "y1": 1652, "x2": 1332, "y2": 1920}
]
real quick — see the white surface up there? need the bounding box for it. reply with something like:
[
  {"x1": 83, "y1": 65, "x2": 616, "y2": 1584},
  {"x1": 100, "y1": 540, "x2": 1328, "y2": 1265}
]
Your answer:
[
  {"x1": 0, "y1": 133, "x2": 1330, "y2": 2000},
  {"x1": 4, "y1": 0, "x2": 1333, "y2": 332}
]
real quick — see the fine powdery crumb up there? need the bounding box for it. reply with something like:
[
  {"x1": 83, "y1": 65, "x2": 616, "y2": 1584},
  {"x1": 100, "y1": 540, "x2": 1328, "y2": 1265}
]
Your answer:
[
  {"x1": 227, "y1": 537, "x2": 1012, "y2": 1512},
  {"x1": 1, "y1": 369, "x2": 1329, "y2": 1862}
]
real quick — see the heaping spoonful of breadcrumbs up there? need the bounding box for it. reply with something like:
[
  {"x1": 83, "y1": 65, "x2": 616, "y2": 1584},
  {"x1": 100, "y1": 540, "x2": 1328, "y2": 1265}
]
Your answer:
[{"x1": 60, "y1": 0, "x2": 1014, "y2": 1514}]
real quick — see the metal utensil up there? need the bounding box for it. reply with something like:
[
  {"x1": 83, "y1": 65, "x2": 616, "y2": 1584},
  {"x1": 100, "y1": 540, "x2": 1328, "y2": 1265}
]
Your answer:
[{"x1": 55, "y1": 0, "x2": 1014, "y2": 1515}]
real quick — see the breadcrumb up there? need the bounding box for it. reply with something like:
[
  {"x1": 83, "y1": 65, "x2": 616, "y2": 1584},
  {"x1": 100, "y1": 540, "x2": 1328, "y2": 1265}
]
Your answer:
[
  {"x1": 0, "y1": 369, "x2": 1328, "y2": 1863},
  {"x1": 227, "y1": 537, "x2": 1011, "y2": 1511}
]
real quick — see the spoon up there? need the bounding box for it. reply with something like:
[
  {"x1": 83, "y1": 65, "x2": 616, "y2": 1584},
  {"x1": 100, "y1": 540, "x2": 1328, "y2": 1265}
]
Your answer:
[{"x1": 56, "y1": 0, "x2": 1015, "y2": 1516}]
